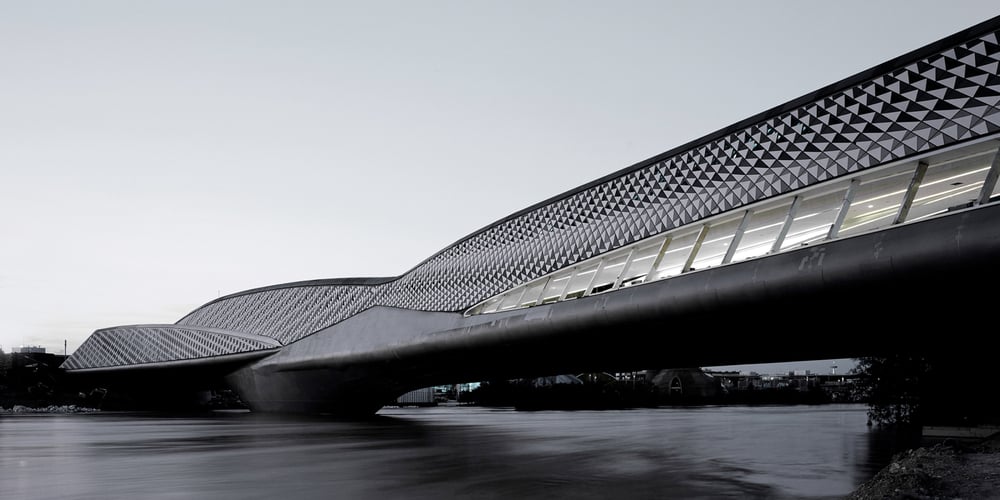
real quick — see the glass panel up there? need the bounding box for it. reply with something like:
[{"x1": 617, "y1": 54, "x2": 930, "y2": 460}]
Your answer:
[
  {"x1": 906, "y1": 149, "x2": 996, "y2": 222},
  {"x1": 518, "y1": 280, "x2": 547, "y2": 307},
  {"x1": 498, "y1": 288, "x2": 524, "y2": 311},
  {"x1": 589, "y1": 253, "x2": 630, "y2": 295},
  {"x1": 563, "y1": 262, "x2": 600, "y2": 300},
  {"x1": 838, "y1": 165, "x2": 913, "y2": 237},
  {"x1": 781, "y1": 183, "x2": 849, "y2": 249},
  {"x1": 619, "y1": 239, "x2": 665, "y2": 287},
  {"x1": 538, "y1": 271, "x2": 573, "y2": 304},
  {"x1": 650, "y1": 228, "x2": 702, "y2": 280},
  {"x1": 731, "y1": 199, "x2": 793, "y2": 262},
  {"x1": 690, "y1": 215, "x2": 742, "y2": 271},
  {"x1": 480, "y1": 296, "x2": 504, "y2": 314}
]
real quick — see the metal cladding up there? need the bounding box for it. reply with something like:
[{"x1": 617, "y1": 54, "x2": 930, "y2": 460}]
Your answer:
[
  {"x1": 66, "y1": 17, "x2": 1000, "y2": 370},
  {"x1": 176, "y1": 283, "x2": 380, "y2": 345},
  {"x1": 62, "y1": 326, "x2": 279, "y2": 370}
]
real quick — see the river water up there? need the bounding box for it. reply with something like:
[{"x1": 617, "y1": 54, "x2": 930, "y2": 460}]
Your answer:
[{"x1": 0, "y1": 404, "x2": 911, "y2": 499}]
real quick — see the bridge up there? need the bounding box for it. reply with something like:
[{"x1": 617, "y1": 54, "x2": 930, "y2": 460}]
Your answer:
[{"x1": 64, "y1": 15, "x2": 1000, "y2": 415}]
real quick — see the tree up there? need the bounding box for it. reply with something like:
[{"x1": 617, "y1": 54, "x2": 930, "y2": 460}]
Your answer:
[{"x1": 852, "y1": 355, "x2": 930, "y2": 426}]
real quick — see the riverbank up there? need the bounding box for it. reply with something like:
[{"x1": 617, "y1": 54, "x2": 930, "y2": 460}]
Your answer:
[
  {"x1": 1, "y1": 404, "x2": 100, "y2": 414},
  {"x1": 846, "y1": 432, "x2": 1000, "y2": 499}
]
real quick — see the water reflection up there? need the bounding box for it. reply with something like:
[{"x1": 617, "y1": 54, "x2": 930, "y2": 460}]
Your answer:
[{"x1": 0, "y1": 404, "x2": 907, "y2": 499}]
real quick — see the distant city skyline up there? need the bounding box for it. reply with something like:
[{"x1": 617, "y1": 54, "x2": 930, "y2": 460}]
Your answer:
[
  {"x1": 3, "y1": 2, "x2": 997, "y2": 376},
  {"x1": 705, "y1": 358, "x2": 855, "y2": 376}
]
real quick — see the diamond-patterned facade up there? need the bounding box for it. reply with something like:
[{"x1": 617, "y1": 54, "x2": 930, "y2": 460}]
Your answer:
[{"x1": 62, "y1": 326, "x2": 280, "y2": 370}]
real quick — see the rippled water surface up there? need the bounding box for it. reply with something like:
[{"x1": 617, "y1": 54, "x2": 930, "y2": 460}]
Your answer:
[{"x1": 0, "y1": 404, "x2": 905, "y2": 499}]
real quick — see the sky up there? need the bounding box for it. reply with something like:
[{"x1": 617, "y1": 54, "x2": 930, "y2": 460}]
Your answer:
[{"x1": 2, "y1": 1, "x2": 998, "y2": 375}]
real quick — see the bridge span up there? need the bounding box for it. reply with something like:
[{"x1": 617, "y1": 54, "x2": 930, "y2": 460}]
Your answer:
[{"x1": 64, "y1": 15, "x2": 1000, "y2": 415}]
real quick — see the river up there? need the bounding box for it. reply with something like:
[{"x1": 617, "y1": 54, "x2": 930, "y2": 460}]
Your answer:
[{"x1": 0, "y1": 404, "x2": 913, "y2": 499}]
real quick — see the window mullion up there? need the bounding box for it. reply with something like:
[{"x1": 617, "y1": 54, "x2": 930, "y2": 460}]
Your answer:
[
  {"x1": 771, "y1": 195, "x2": 801, "y2": 253},
  {"x1": 645, "y1": 235, "x2": 672, "y2": 280},
  {"x1": 893, "y1": 161, "x2": 929, "y2": 224},
  {"x1": 509, "y1": 286, "x2": 529, "y2": 310},
  {"x1": 682, "y1": 225, "x2": 710, "y2": 273},
  {"x1": 722, "y1": 210, "x2": 753, "y2": 264},
  {"x1": 582, "y1": 258, "x2": 606, "y2": 297},
  {"x1": 612, "y1": 247, "x2": 638, "y2": 290},
  {"x1": 532, "y1": 276, "x2": 553, "y2": 306},
  {"x1": 827, "y1": 178, "x2": 861, "y2": 240},
  {"x1": 558, "y1": 268, "x2": 579, "y2": 301},
  {"x1": 975, "y1": 145, "x2": 1000, "y2": 206}
]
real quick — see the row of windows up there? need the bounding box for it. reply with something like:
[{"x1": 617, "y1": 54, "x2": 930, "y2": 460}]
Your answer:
[{"x1": 466, "y1": 138, "x2": 1000, "y2": 316}]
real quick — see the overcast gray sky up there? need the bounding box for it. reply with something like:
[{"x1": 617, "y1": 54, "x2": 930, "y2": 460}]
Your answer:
[{"x1": 2, "y1": 1, "x2": 997, "y2": 374}]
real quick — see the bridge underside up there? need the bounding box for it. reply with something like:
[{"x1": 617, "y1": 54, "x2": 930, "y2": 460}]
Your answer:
[{"x1": 71, "y1": 203, "x2": 1000, "y2": 415}]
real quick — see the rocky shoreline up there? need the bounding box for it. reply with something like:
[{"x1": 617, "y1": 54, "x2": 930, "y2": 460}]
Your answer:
[
  {"x1": 847, "y1": 435, "x2": 1000, "y2": 499},
  {"x1": 0, "y1": 404, "x2": 101, "y2": 414}
]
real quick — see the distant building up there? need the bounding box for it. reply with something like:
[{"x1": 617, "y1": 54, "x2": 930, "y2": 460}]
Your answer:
[
  {"x1": 395, "y1": 387, "x2": 436, "y2": 406},
  {"x1": 706, "y1": 370, "x2": 860, "y2": 400},
  {"x1": 16, "y1": 346, "x2": 46, "y2": 354},
  {"x1": 647, "y1": 368, "x2": 724, "y2": 398}
]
